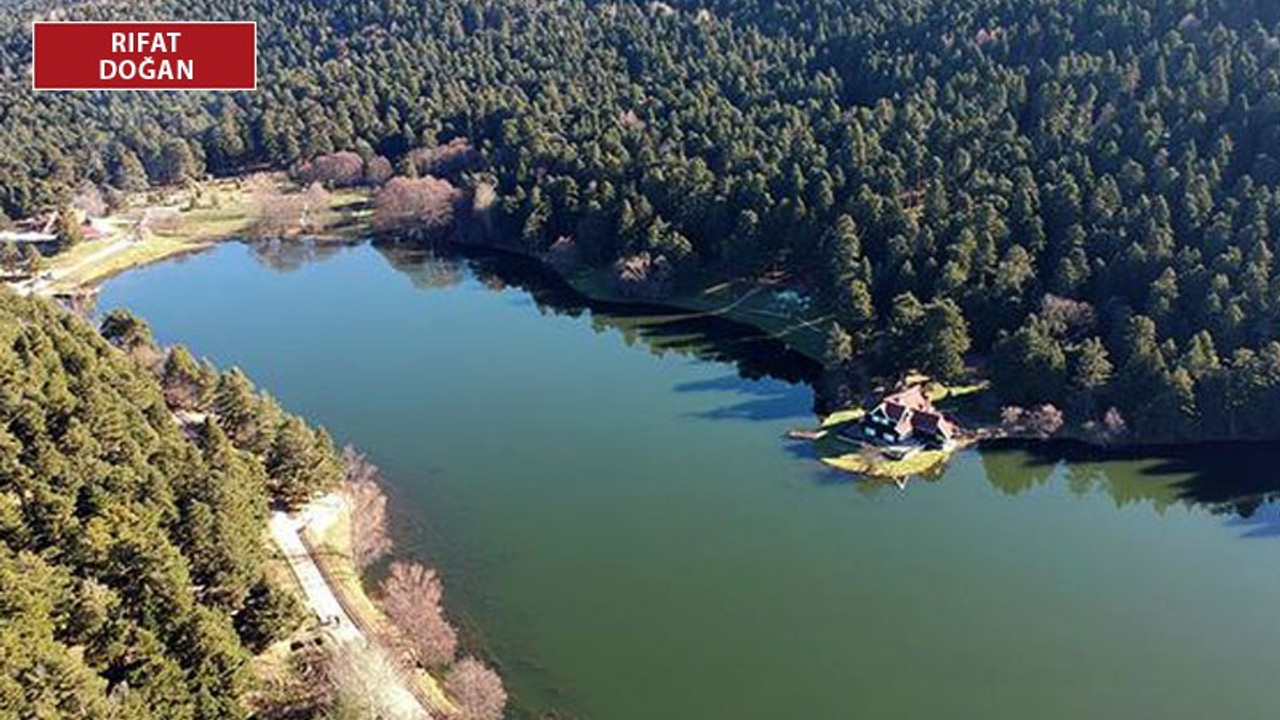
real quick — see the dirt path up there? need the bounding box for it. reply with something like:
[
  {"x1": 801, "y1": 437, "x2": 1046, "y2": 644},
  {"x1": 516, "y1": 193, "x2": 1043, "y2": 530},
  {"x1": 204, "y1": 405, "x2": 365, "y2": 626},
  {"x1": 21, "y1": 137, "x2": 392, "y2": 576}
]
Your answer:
[
  {"x1": 17, "y1": 238, "x2": 134, "y2": 296},
  {"x1": 270, "y1": 497, "x2": 433, "y2": 720}
]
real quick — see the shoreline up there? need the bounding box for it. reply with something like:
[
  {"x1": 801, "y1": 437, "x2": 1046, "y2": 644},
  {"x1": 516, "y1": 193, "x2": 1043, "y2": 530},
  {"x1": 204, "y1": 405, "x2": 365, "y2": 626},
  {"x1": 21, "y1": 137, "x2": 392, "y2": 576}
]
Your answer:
[
  {"x1": 8, "y1": 174, "x2": 369, "y2": 296},
  {"x1": 295, "y1": 494, "x2": 458, "y2": 716},
  {"x1": 267, "y1": 500, "x2": 436, "y2": 719},
  {"x1": 38, "y1": 176, "x2": 1263, "y2": 456}
]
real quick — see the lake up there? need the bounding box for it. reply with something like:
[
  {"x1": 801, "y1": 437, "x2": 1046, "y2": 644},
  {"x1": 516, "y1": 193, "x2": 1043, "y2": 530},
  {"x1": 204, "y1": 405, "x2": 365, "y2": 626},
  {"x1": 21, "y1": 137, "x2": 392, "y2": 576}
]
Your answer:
[{"x1": 99, "y1": 241, "x2": 1280, "y2": 720}]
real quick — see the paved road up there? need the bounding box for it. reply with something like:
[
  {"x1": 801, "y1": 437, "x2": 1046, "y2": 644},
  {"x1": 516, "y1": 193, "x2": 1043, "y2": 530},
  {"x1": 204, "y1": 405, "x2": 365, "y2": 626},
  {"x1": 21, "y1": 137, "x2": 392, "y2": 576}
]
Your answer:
[
  {"x1": 270, "y1": 497, "x2": 431, "y2": 720},
  {"x1": 15, "y1": 238, "x2": 134, "y2": 296}
]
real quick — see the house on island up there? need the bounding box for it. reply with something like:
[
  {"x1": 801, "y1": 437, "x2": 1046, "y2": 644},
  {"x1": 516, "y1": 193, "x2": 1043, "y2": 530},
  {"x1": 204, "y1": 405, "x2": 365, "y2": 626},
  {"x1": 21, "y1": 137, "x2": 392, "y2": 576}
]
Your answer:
[{"x1": 852, "y1": 385, "x2": 957, "y2": 449}]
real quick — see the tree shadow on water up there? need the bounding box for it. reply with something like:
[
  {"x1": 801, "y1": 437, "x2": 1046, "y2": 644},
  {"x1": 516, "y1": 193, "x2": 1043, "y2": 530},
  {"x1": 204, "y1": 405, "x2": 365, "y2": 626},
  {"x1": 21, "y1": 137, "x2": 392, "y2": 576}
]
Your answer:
[
  {"x1": 675, "y1": 374, "x2": 814, "y2": 422},
  {"x1": 1223, "y1": 501, "x2": 1280, "y2": 539},
  {"x1": 375, "y1": 241, "x2": 823, "y2": 386},
  {"x1": 982, "y1": 439, "x2": 1280, "y2": 536}
]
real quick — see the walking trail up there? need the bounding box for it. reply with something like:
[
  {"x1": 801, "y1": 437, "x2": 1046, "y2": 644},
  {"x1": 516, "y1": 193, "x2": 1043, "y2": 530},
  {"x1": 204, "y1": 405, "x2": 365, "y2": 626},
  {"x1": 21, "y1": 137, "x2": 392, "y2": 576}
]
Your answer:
[
  {"x1": 270, "y1": 495, "x2": 434, "y2": 720},
  {"x1": 17, "y1": 238, "x2": 134, "y2": 296}
]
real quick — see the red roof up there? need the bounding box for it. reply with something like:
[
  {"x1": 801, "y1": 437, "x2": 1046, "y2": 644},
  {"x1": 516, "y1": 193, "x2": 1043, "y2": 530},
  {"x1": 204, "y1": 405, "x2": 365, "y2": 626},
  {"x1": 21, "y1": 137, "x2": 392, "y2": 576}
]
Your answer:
[
  {"x1": 910, "y1": 411, "x2": 955, "y2": 438},
  {"x1": 869, "y1": 385, "x2": 958, "y2": 440},
  {"x1": 883, "y1": 386, "x2": 933, "y2": 413},
  {"x1": 883, "y1": 401, "x2": 910, "y2": 421}
]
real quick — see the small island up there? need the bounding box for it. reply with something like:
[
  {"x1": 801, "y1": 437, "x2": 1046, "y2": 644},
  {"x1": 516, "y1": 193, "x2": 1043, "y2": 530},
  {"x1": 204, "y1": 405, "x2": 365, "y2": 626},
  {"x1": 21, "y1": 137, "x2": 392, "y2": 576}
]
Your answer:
[{"x1": 795, "y1": 379, "x2": 987, "y2": 482}]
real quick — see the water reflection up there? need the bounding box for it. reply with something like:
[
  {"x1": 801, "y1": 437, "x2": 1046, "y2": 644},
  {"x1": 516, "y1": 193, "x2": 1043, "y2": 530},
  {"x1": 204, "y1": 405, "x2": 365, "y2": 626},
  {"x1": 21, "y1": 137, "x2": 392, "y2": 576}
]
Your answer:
[
  {"x1": 248, "y1": 239, "x2": 1280, "y2": 530},
  {"x1": 981, "y1": 440, "x2": 1280, "y2": 528},
  {"x1": 248, "y1": 237, "x2": 347, "y2": 273},
  {"x1": 374, "y1": 243, "x2": 821, "y2": 386},
  {"x1": 378, "y1": 244, "x2": 467, "y2": 290}
]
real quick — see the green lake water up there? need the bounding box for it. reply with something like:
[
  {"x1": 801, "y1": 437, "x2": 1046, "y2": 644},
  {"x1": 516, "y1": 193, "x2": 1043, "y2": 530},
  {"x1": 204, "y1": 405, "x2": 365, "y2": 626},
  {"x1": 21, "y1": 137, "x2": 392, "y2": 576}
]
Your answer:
[{"x1": 99, "y1": 241, "x2": 1280, "y2": 720}]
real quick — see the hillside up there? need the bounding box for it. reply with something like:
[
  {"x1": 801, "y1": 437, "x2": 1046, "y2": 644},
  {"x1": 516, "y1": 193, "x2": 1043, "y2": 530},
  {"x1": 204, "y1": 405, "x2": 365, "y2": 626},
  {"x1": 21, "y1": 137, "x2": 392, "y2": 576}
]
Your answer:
[
  {"x1": 0, "y1": 290, "x2": 343, "y2": 719},
  {"x1": 2, "y1": 0, "x2": 1280, "y2": 440}
]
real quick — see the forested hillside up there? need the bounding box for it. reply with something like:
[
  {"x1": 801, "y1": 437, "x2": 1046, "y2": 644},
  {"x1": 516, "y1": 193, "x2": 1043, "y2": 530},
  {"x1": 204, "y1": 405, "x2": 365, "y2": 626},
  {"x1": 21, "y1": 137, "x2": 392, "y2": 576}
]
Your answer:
[
  {"x1": 4, "y1": 0, "x2": 1280, "y2": 440},
  {"x1": 0, "y1": 291, "x2": 344, "y2": 718}
]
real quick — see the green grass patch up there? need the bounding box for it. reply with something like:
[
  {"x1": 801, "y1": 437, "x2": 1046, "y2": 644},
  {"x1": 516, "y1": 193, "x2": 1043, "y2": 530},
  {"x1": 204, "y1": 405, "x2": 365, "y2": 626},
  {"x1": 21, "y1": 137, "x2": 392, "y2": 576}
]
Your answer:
[
  {"x1": 562, "y1": 272, "x2": 831, "y2": 361},
  {"x1": 815, "y1": 435, "x2": 952, "y2": 479},
  {"x1": 820, "y1": 407, "x2": 866, "y2": 428}
]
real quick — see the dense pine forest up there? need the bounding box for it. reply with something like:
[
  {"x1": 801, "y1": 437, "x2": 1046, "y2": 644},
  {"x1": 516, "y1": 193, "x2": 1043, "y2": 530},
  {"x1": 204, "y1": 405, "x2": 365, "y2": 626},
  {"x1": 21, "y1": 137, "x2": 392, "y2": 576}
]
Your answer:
[
  {"x1": 0, "y1": 290, "x2": 346, "y2": 718},
  {"x1": 3, "y1": 0, "x2": 1280, "y2": 440}
]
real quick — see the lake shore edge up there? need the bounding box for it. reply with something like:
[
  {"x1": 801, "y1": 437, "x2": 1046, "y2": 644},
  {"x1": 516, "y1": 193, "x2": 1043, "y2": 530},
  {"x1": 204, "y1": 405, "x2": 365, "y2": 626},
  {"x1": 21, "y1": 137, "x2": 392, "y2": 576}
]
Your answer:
[{"x1": 43, "y1": 176, "x2": 1264, "y2": 455}]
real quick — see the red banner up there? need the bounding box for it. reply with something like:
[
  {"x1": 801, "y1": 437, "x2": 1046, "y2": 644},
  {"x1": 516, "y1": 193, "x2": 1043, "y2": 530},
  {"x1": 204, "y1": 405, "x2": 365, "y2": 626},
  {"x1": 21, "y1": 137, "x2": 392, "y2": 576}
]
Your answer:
[{"x1": 33, "y1": 22, "x2": 256, "y2": 91}]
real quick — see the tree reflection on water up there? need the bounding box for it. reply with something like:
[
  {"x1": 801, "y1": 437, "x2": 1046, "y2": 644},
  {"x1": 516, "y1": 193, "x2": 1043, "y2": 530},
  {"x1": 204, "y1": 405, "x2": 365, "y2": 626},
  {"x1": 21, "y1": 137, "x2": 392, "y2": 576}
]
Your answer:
[
  {"x1": 374, "y1": 240, "x2": 1280, "y2": 531},
  {"x1": 979, "y1": 439, "x2": 1280, "y2": 528}
]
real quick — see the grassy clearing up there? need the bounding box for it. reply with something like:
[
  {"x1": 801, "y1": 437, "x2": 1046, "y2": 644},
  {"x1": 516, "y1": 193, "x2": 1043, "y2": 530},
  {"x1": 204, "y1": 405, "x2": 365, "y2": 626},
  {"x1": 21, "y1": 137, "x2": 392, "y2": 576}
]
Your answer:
[
  {"x1": 818, "y1": 443, "x2": 951, "y2": 478},
  {"x1": 312, "y1": 187, "x2": 373, "y2": 241},
  {"x1": 820, "y1": 407, "x2": 866, "y2": 428},
  {"x1": 565, "y1": 271, "x2": 832, "y2": 361},
  {"x1": 42, "y1": 174, "x2": 372, "y2": 292},
  {"x1": 925, "y1": 380, "x2": 989, "y2": 402},
  {"x1": 142, "y1": 176, "x2": 372, "y2": 243},
  {"x1": 49, "y1": 236, "x2": 213, "y2": 292}
]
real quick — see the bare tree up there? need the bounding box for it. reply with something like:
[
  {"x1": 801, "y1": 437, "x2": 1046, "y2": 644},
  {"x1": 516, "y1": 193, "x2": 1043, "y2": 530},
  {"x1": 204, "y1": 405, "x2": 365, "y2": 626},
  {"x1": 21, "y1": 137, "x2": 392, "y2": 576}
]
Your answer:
[
  {"x1": 443, "y1": 657, "x2": 506, "y2": 720},
  {"x1": 325, "y1": 639, "x2": 426, "y2": 720},
  {"x1": 253, "y1": 644, "x2": 332, "y2": 720},
  {"x1": 1040, "y1": 294, "x2": 1096, "y2": 339},
  {"x1": 140, "y1": 207, "x2": 183, "y2": 236},
  {"x1": 372, "y1": 176, "x2": 463, "y2": 236},
  {"x1": 611, "y1": 251, "x2": 672, "y2": 297},
  {"x1": 406, "y1": 139, "x2": 483, "y2": 178},
  {"x1": 300, "y1": 182, "x2": 332, "y2": 232},
  {"x1": 1025, "y1": 404, "x2": 1064, "y2": 437},
  {"x1": 297, "y1": 151, "x2": 366, "y2": 188},
  {"x1": 617, "y1": 109, "x2": 646, "y2": 130},
  {"x1": 343, "y1": 445, "x2": 392, "y2": 571},
  {"x1": 379, "y1": 562, "x2": 457, "y2": 668},
  {"x1": 251, "y1": 178, "x2": 305, "y2": 238},
  {"x1": 364, "y1": 155, "x2": 394, "y2": 186},
  {"x1": 249, "y1": 177, "x2": 332, "y2": 237},
  {"x1": 1001, "y1": 404, "x2": 1064, "y2": 438},
  {"x1": 1101, "y1": 407, "x2": 1127, "y2": 442},
  {"x1": 71, "y1": 183, "x2": 108, "y2": 218}
]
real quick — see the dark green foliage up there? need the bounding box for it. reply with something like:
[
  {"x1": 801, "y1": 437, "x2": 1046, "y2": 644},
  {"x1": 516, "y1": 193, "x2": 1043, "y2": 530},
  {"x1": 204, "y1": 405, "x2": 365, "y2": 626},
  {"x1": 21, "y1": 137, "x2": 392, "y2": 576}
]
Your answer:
[
  {"x1": 823, "y1": 322, "x2": 854, "y2": 369},
  {"x1": 1, "y1": 0, "x2": 1279, "y2": 438},
  {"x1": 992, "y1": 317, "x2": 1069, "y2": 406},
  {"x1": 887, "y1": 294, "x2": 972, "y2": 381},
  {"x1": 156, "y1": 139, "x2": 202, "y2": 187},
  {"x1": 266, "y1": 417, "x2": 342, "y2": 508},
  {"x1": 54, "y1": 207, "x2": 81, "y2": 250},
  {"x1": 162, "y1": 346, "x2": 217, "y2": 410},
  {"x1": 235, "y1": 577, "x2": 304, "y2": 653},
  {"x1": 0, "y1": 290, "x2": 342, "y2": 717},
  {"x1": 111, "y1": 143, "x2": 149, "y2": 192},
  {"x1": 99, "y1": 308, "x2": 155, "y2": 353},
  {"x1": 212, "y1": 369, "x2": 284, "y2": 455}
]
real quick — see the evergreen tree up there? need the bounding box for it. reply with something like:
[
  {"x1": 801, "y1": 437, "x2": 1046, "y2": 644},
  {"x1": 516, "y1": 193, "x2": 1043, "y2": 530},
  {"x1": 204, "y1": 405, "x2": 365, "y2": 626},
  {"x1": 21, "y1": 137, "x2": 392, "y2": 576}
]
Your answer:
[
  {"x1": 823, "y1": 322, "x2": 854, "y2": 369},
  {"x1": 111, "y1": 144, "x2": 149, "y2": 192},
  {"x1": 19, "y1": 244, "x2": 44, "y2": 276},
  {"x1": 54, "y1": 207, "x2": 82, "y2": 250}
]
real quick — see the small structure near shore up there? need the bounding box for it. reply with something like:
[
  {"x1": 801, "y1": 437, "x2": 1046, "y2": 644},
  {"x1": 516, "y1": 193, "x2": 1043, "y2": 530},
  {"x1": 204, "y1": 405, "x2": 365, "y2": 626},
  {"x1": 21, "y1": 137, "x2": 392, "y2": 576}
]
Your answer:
[
  {"x1": 849, "y1": 385, "x2": 957, "y2": 450},
  {"x1": 795, "y1": 381, "x2": 970, "y2": 482}
]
